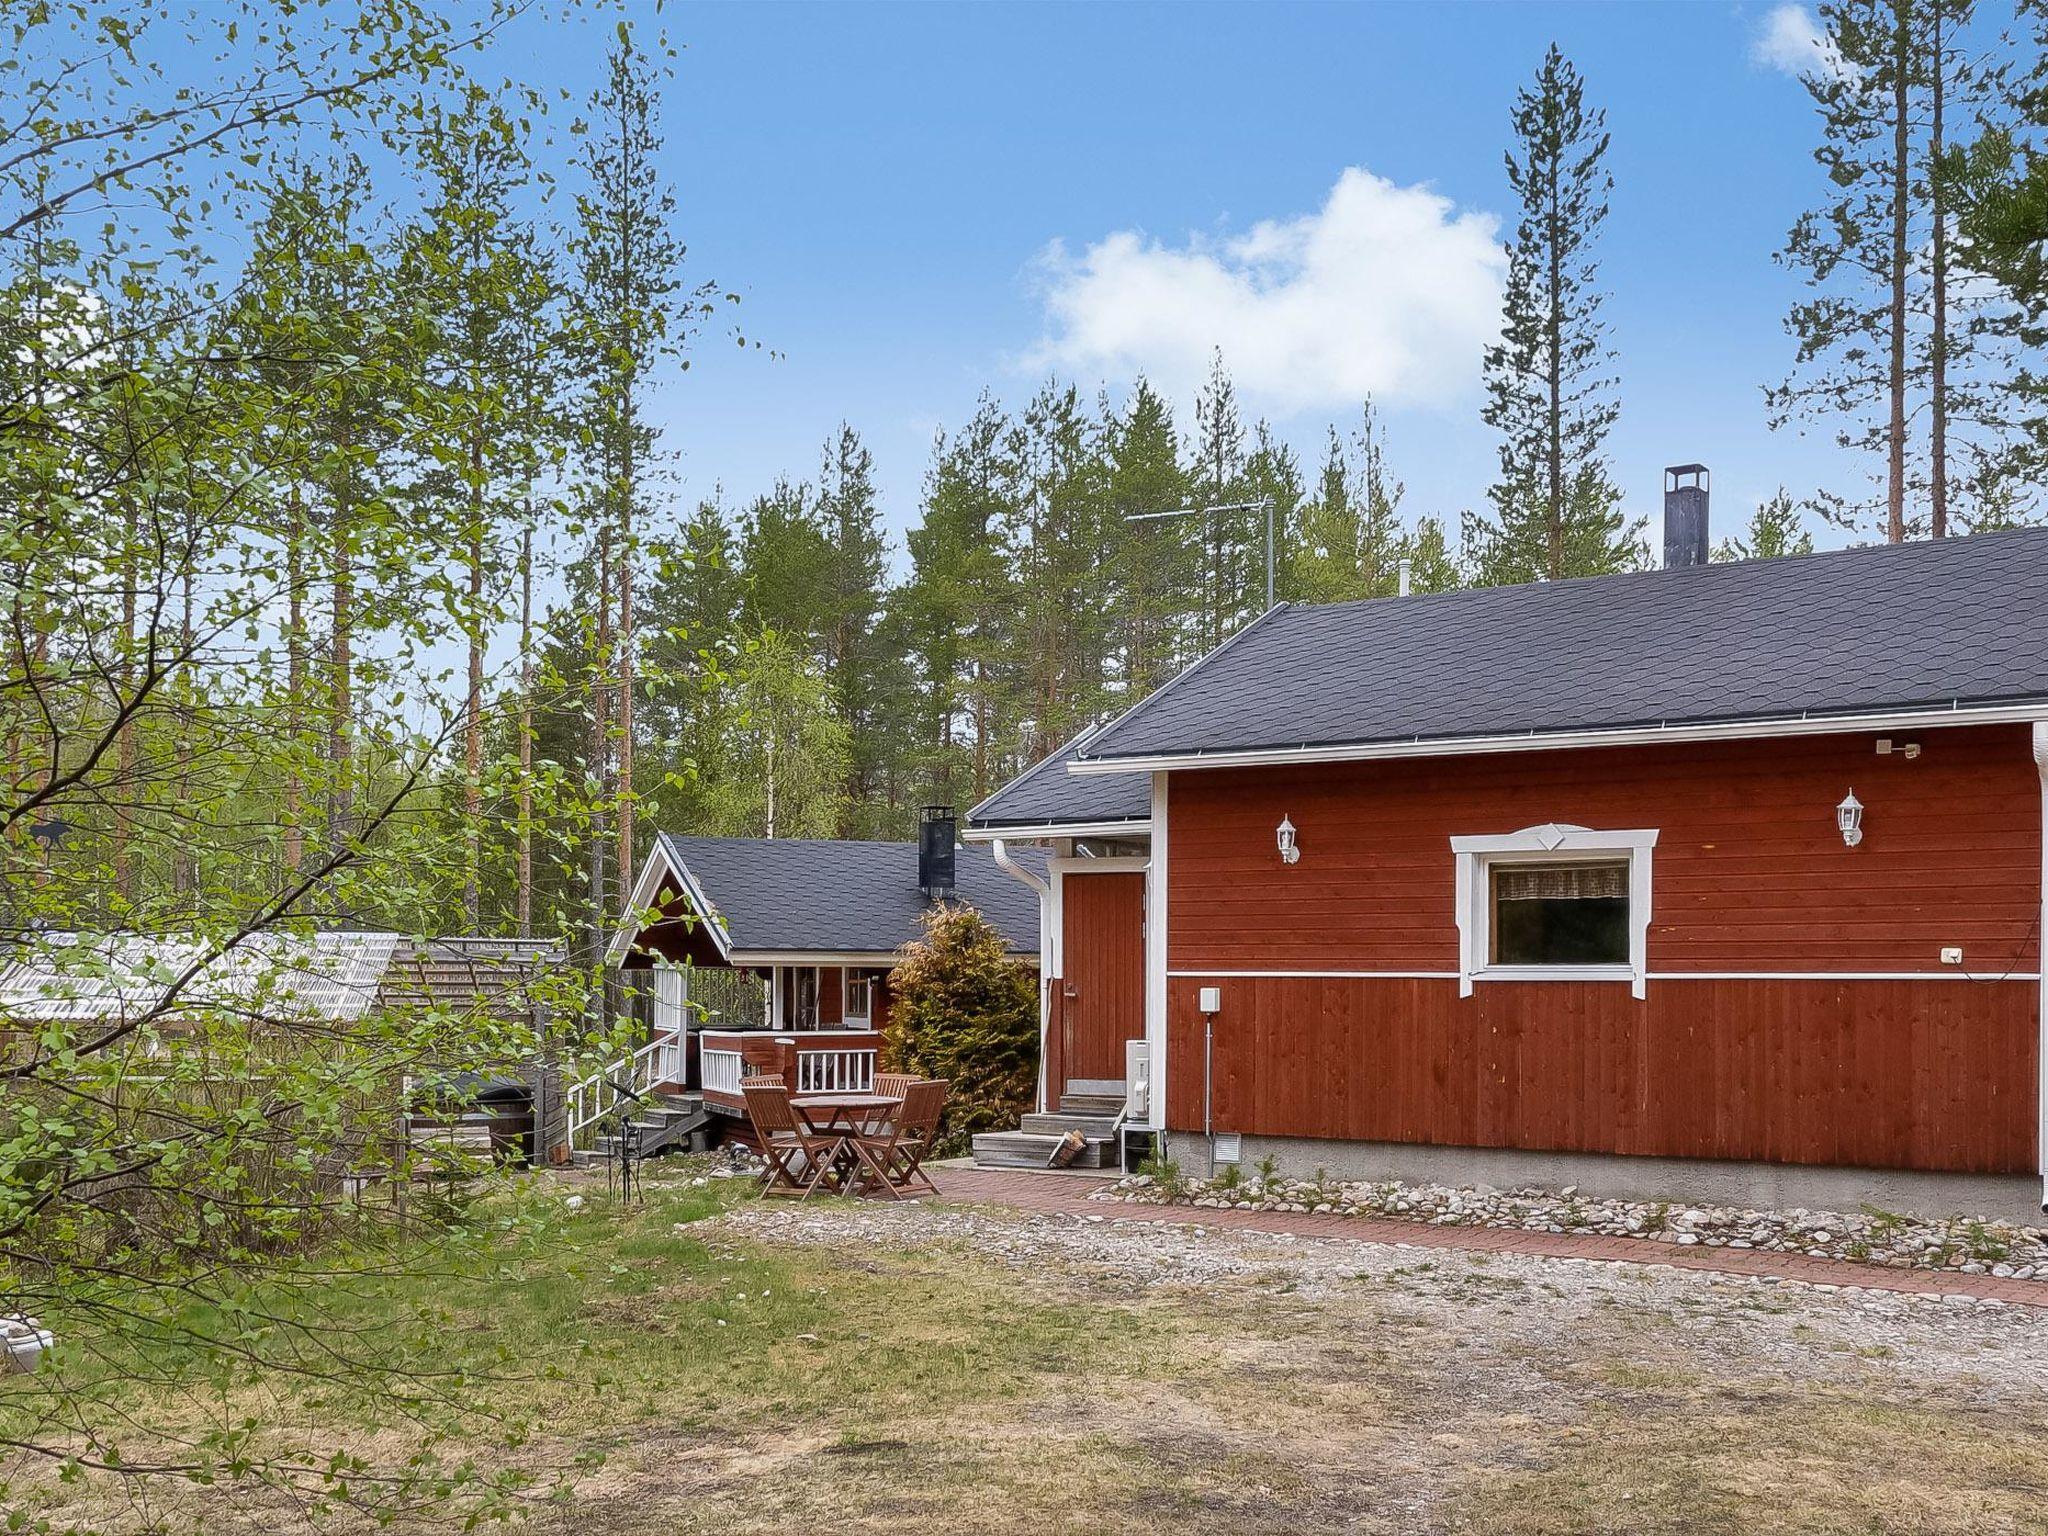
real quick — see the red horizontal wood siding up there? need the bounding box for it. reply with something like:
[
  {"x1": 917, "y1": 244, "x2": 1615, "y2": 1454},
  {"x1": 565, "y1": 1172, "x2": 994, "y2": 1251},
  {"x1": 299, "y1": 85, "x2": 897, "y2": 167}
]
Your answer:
[
  {"x1": 1163, "y1": 724, "x2": 2042, "y2": 1175},
  {"x1": 1169, "y1": 725, "x2": 2039, "y2": 976}
]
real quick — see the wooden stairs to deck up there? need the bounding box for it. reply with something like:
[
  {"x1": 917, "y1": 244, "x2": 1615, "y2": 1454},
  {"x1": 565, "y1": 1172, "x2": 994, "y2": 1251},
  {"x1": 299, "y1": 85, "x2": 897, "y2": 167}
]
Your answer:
[
  {"x1": 590, "y1": 1090, "x2": 714, "y2": 1161},
  {"x1": 971, "y1": 1094, "x2": 1124, "y2": 1170}
]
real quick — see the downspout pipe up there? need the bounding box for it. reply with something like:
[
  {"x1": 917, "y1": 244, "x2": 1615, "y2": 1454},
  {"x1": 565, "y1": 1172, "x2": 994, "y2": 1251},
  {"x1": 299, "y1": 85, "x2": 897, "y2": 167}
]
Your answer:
[
  {"x1": 2033, "y1": 725, "x2": 2048, "y2": 1212},
  {"x1": 992, "y1": 838, "x2": 1053, "y2": 1114}
]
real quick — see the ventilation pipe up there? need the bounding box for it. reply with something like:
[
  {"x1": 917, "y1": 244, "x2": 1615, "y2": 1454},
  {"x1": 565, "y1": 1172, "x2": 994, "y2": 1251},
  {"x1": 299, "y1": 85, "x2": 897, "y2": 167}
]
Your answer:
[{"x1": 1663, "y1": 464, "x2": 1710, "y2": 569}]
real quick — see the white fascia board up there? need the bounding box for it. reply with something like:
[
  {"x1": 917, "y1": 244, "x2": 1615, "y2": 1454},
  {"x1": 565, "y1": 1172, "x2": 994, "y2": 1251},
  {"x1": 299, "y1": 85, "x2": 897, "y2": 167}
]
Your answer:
[
  {"x1": 726, "y1": 947, "x2": 1041, "y2": 967},
  {"x1": 1066, "y1": 701, "x2": 2048, "y2": 777},
  {"x1": 961, "y1": 819, "x2": 1152, "y2": 842}
]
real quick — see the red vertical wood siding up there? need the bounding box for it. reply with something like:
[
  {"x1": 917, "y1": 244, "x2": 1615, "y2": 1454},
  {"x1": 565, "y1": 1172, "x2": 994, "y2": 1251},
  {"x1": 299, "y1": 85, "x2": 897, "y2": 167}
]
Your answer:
[
  {"x1": 819, "y1": 966, "x2": 843, "y2": 1026},
  {"x1": 1164, "y1": 725, "x2": 2041, "y2": 1175}
]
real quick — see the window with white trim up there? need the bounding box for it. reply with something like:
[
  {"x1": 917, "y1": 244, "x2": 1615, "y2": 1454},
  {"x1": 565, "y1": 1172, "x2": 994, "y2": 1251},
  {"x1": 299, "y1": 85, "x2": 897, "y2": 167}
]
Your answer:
[
  {"x1": 1451, "y1": 824, "x2": 1657, "y2": 998},
  {"x1": 842, "y1": 970, "x2": 873, "y2": 1028}
]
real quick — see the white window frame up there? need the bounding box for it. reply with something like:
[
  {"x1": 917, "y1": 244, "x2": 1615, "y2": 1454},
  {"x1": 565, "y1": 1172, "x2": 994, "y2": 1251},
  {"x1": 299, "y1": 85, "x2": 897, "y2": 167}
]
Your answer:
[
  {"x1": 842, "y1": 968, "x2": 873, "y2": 1029},
  {"x1": 1450, "y1": 823, "x2": 1657, "y2": 999}
]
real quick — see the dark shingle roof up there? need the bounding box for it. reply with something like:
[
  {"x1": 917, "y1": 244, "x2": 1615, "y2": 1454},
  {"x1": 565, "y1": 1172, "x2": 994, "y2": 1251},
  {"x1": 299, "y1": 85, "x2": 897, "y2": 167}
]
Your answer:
[
  {"x1": 655, "y1": 834, "x2": 1044, "y2": 956},
  {"x1": 1075, "y1": 529, "x2": 2048, "y2": 765},
  {"x1": 966, "y1": 725, "x2": 1153, "y2": 832}
]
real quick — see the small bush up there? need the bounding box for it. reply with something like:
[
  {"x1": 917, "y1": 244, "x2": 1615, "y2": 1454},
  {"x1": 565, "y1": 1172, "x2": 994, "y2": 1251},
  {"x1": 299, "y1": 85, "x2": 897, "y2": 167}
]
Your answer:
[
  {"x1": 1136, "y1": 1156, "x2": 1186, "y2": 1200},
  {"x1": 885, "y1": 903, "x2": 1039, "y2": 1156}
]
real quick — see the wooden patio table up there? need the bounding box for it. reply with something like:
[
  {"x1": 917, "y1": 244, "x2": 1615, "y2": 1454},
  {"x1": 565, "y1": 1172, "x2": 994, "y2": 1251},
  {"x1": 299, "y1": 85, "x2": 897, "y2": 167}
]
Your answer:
[{"x1": 790, "y1": 1093, "x2": 901, "y2": 1195}]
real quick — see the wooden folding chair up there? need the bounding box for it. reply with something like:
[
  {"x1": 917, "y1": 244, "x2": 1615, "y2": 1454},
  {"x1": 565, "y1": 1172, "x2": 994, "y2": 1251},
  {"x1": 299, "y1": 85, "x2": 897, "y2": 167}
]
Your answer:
[
  {"x1": 873, "y1": 1072, "x2": 917, "y2": 1101},
  {"x1": 742, "y1": 1079, "x2": 842, "y2": 1198},
  {"x1": 855, "y1": 1078, "x2": 946, "y2": 1199}
]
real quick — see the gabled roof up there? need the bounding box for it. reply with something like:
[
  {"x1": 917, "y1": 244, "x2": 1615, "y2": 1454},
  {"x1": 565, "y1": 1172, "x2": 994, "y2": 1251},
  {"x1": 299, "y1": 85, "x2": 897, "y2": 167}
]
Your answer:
[
  {"x1": 615, "y1": 834, "x2": 1046, "y2": 965},
  {"x1": 1072, "y1": 528, "x2": 2048, "y2": 771},
  {"x1": 965, "y1": 723, "x2": 1153, "y2": 835}
]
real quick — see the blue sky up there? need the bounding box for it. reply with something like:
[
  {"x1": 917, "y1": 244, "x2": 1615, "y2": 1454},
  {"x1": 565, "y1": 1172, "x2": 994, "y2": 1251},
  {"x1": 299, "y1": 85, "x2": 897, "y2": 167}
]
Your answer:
[{"x1": 524, "y1": 0, "x2": 1861, "y2": 563}]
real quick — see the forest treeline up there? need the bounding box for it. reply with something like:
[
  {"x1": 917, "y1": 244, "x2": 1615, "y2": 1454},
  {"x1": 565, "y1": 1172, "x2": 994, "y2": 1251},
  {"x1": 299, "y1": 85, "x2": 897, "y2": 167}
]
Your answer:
[{"x1": 8, "y1": 1, "x2": 2048, "y2": 969}]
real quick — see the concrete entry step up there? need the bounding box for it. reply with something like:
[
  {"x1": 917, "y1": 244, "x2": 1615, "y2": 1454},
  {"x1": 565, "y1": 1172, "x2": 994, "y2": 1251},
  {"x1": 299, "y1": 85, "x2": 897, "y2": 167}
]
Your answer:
[
  {"x1": 1058, "y1": 1093, "x2": 1126, "y2": 1117},
  {"x1": 1019, "y1": 1110, "x2": 1120, "y2": 1139},
  {"x1": 970, "y1": 1130, "x2": 1118, "y2": 1170}
]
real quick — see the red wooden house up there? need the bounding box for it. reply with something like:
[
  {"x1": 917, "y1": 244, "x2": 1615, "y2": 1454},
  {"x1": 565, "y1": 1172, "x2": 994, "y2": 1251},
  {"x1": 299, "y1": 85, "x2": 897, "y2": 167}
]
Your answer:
[
  {"x1": 606, "y1": 820, "x2": 1043, "y2": 1122},
  {"x1": 969, "y1": 472, "x2": 2048, "y2": 1220}
]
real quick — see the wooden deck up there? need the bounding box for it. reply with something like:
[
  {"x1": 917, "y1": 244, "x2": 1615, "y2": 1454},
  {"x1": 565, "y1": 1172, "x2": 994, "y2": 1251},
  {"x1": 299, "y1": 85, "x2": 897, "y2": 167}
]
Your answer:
[{"x1": 698, "y1": 1027, "x2": 881, "y2": 1115}]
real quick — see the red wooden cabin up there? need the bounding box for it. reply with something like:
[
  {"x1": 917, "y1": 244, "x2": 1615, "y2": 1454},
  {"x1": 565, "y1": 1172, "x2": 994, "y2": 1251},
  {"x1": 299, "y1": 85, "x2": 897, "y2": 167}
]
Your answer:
[
  {"x1": 607, "y1": 823, "x2": 1043, "y2": 1122},
  {"x1": 970, "y1": 474, "x2": 2048, "y2": 1220}
]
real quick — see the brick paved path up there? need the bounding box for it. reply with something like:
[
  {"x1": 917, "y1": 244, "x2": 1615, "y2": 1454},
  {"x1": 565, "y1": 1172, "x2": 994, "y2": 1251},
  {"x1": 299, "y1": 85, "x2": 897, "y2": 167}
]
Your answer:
[{"x1": 928, "y1": 1165, "x2": 2048, "y2": 1309}]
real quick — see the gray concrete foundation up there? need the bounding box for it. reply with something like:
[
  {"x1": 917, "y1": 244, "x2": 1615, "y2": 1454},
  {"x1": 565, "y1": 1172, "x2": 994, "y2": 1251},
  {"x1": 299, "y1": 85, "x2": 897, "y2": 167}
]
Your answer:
[{"x1": 1170, "y1": 1133, "x2": 2045, "y2": 1227}]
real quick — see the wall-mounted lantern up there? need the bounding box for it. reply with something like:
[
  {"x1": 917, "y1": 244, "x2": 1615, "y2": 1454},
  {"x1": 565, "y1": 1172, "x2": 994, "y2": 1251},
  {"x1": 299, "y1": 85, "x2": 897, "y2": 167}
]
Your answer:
[
  {"x1": 1276, "y1": 815, "x2": 1300, "y2": 865},
  {"x1": 1836, "y1": 790, "x2": 1864, "y2": 848}
]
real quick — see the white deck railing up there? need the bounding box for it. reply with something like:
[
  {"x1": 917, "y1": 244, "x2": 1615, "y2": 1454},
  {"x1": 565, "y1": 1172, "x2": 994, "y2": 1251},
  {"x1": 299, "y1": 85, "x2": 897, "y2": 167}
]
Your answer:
[
  {"x1": 565, "y1": 1033, "x2": 675, "y2": 1146},
  {"x1": 701, "y1": 1047, "x2": 745, "y2": 1097},
  {"x1": 796, "y1": 1048, "x2": 875, "y2": 1094}
]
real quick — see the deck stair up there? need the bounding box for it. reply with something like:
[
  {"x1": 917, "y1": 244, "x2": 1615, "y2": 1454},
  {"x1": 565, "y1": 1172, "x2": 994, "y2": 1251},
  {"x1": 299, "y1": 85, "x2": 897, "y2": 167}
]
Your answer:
[
  {"x1": 971, "y1": 1098, "x2": 1124, "y2": 1170},
  {"x1": 590, "y1": 1091, "x2": 713, "y2": 1162}
]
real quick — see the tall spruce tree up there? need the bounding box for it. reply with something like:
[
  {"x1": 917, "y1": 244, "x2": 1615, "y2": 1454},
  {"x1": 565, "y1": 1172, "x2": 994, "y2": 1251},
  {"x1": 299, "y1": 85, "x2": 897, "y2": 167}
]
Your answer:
[{"x1": 1473, "y1": 45, "x2": 1640, "y2": 583}]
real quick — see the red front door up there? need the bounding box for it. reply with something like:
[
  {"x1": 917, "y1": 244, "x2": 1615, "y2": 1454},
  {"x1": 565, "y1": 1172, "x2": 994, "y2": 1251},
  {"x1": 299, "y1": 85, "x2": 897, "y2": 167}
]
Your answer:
[{"x1": 1059, "y1": 870, "x2": 1145, "y2": 1099}]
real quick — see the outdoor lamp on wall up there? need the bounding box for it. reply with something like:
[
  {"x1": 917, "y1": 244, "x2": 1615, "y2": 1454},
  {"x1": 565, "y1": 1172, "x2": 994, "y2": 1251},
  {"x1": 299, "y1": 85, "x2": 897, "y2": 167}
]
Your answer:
[
  {"x1": 1276, "y1": 815, "x2": 1300, "y2": 865},
  {"x1": 1836, "y1": 790, "x2": 1865, "y2": 848}
]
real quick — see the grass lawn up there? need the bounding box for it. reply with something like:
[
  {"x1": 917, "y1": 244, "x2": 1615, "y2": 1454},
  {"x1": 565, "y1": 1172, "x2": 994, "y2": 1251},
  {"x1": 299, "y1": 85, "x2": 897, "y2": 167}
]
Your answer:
[{"x1": 6, "y1": 1160, "x2": 2048, "y2": 1534}]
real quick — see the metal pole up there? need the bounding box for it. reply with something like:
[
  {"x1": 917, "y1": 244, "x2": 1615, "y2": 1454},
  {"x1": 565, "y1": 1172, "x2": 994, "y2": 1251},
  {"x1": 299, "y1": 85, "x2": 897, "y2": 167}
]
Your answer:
[{"x1": 1265, "y1": 500, "x2": 1274, "y2": 611}]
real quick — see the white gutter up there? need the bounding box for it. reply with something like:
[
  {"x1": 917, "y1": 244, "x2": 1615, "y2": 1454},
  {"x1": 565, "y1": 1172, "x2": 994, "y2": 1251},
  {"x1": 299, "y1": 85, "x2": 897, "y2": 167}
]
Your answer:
[
  {"x1": 991, "y1": 838, "x2": 1054, "y2": 1114},
  {"x1": 2034, "y1": 723, "x2": 2048, "y2": 1213},
  {"x1": 1069, "y1": 700, "x2": 2048, "y2": 777},
  {"x1": 962, "y1": 819, "x2": 1152, "y2": 843}
]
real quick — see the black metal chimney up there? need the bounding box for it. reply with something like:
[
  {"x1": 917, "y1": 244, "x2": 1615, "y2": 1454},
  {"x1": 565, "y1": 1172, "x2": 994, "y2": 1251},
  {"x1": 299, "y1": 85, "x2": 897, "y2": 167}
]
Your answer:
[
  {"x1": 918, "y1": 806, "x2": 956, "y2": 901},
  {"x1": 1663, "y1": 465, "x2": 1710, "y2": 569}
]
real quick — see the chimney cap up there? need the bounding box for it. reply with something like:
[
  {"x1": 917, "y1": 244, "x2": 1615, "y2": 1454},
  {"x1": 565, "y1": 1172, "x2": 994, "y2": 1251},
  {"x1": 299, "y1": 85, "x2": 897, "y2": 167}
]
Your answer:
[{"x1": 1664, "y1": 464, "x2": 1709, "y2": 492}]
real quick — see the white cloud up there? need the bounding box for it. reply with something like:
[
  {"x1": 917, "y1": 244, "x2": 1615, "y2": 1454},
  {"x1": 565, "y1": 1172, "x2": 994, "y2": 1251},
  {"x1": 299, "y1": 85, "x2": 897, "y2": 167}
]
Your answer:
[
  {"x1": 1024, "y1": 168, "x2": 1505, "y2": 417},
  {"x1": 1753, "y1": 4, "x2": 1848, "y2": 81}
]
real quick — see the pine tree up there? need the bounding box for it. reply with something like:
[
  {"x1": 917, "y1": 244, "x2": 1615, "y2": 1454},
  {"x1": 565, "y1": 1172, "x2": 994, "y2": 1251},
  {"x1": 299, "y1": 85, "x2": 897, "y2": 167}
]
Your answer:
[
  {"x1": 569, "y1": 24, "x2": 696, "y2": 936},
  {"x1": 1289, "y1": 403, "x2": 1408, "y2": 602},
  {"x1": 1186, "y1": 351, "x2": 1253, "y2": 648},
  {"x1": 1016, "y1": 381, "x2": 1110, "y2": 757},
  {"x1": 1473, "y1": 45, "x2": 1640, "y2": 583},
  {"x1": 406, "y1": 95, "x2": 554, "y2": 930},
  {"x1": 814, "y1": 424, "x2": 894, "y2": 835},
  {"x1": 1405, "y1": 515, "x2": 1465, "y2": 593},
  {"x1": 1101, "y1": 380, "x2": 1186, "y2": 700},
  {"x1": 1241, "y1": 420, "x2": 1303, "y2": 612},
  {"x1": 1769, "y1": 0, "x2": 2016, "y2": 538},
  {"x1": 1714, "y1": 488, "x2": 1817, "y2": 561},
  {"x1": 901, "y1": 397, "x2": 1021, "y2": 801},
  {"x1": 741, "y1": 478, "x2": 835, "y2": 648}
]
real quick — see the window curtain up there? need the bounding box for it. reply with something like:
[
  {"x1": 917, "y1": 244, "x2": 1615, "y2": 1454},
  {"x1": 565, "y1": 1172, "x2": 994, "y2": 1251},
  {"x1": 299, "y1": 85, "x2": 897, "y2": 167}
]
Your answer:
[{"x1": 1493, "y1": 861, "x2": 1628, "y2": 902}]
